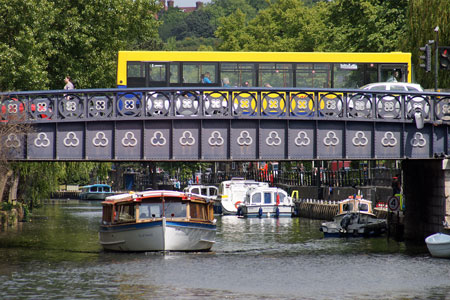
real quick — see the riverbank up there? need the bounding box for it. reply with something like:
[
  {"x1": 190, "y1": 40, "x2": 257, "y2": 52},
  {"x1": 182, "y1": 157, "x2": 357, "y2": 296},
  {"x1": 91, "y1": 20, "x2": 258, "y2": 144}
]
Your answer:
[{"x1": 0, "y1": 201, "x2": 25, "y2": 229}]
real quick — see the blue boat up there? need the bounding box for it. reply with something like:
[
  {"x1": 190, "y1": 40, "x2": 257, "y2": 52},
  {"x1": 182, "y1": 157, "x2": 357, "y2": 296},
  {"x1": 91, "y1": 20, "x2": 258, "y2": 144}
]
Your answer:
[{"x1": 80, "y1": 184, "x2": 115, "y2": 200}]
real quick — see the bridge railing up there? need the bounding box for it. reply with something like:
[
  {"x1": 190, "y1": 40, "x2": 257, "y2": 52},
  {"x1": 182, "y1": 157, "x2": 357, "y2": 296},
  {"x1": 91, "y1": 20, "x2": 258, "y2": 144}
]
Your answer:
[{"x1": 2, "y1": 87, "x2": 450, "y2": 125}]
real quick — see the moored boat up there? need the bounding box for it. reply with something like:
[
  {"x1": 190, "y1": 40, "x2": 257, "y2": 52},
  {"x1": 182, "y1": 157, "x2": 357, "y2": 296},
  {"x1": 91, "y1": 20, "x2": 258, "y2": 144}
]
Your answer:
[
  {"x1": 99, "y1": 190, "x2": 216, "y2": 252},
  {"x1": 238, "y1": 186, "x2": 294, "y2": 218},
  {"x1": 320, "y1": 196, "x2": 387, "y2": 237},
  {"x1": 425, "y1": 232, "x2": 450, "y2": 258},
  {"x1": 218, "y1": 178, "x2": 269, "y2": 215},
  {"x1": 79, "y1": 184, "x2": 115, "y2": 200}
]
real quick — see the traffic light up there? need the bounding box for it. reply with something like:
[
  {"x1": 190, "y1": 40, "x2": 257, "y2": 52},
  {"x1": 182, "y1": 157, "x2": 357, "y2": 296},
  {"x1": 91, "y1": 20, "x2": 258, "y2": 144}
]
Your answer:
[
  {"x1": 419, "y1": 44, "x2": 431, "y2": 72},
  {"x1": 439, "y1": 46, "x2": 450, "y2": 70}
]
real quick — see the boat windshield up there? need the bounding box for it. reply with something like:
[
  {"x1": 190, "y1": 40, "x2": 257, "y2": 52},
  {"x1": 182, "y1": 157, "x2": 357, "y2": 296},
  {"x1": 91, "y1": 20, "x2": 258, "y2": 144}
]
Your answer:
[
  {"x1": 165, "y1": 200, "x2": 187, "y2": 218},
  {"x1": 342, "y1": 203, "x2": 353, "y2": 211},
  {"x1": 140, "y1": 203, "x2": 163, "y2": 218},
  {"x1": 251, "y1": 192, "x2": 261, "y2": 204},
  {"x1": 278, "y1": 192, "x2": 286, "y2": 204},
  {"x1": 358, "y1": 203, "x2": 369, "y2": 211}
]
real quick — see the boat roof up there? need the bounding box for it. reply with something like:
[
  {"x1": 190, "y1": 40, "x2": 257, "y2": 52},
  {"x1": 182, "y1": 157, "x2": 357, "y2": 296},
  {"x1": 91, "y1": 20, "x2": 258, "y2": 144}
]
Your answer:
[
  {"x1": 247, "y1": 186, "x2": 288, "y2": 194},
  {"x1": 82, "y1": 184, "x2": 111, "y2": 188},
  {"x1": 102, "y1": 190, "x2": 205, "y2": 205}
]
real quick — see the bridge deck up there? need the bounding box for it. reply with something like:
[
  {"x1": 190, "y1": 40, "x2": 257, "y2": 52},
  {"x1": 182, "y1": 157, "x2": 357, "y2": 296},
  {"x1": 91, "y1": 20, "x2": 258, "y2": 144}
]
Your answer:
[{"x1": 1, "y1": 87, "x2": 450, "y2": 161}]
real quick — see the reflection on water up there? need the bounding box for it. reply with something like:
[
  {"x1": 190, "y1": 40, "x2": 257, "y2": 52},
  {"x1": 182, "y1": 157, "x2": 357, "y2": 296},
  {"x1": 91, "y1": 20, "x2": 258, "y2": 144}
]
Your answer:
[{"x1": 0, "y1": 200, "x2": 449, "y2": 300}]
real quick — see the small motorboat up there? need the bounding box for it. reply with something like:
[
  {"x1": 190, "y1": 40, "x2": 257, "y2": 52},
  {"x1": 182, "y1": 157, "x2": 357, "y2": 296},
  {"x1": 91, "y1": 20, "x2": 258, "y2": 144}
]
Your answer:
[
  {"x1": 183, "y1": 184, "x2": 221, "y2": 214},
  {"x1": 79, "y1": 184, "x2": 115, "y2": 200},
  {"x1": 217, "y1": 178, "x2": 269, "y2": 215},
  {"x1": 99, "y1": 190, "x2": 216, "y2": 252},
  {"x1": 425, "y1": 233, "x2": 450, "y2": 258},
  {"x1": 237, "y1": 186, "x2": 294, "y2": 218},
  {"x1": 320, "y1": 195, "x2": 387, "y2": 237}
]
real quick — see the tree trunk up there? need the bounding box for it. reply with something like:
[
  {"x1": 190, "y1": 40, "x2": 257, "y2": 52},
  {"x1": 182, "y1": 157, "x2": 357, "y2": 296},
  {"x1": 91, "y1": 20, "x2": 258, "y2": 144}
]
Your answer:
[
  {"x1": 8, "y1": 170, "x2": 20, "y2": 201},
  {"x1": 0, "y1": 169, "x2": 13, "y2": 203}
]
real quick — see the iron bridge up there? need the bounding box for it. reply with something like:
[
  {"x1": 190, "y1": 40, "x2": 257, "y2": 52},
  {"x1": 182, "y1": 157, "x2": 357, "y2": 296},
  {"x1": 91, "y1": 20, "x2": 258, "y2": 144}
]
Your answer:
[{"x1": 1, "y1": 87, "x2": 450, "y2": 161}]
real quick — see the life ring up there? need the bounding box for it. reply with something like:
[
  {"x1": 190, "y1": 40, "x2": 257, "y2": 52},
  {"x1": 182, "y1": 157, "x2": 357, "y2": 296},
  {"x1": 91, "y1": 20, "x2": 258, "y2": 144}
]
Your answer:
[{"x1": 234, "y1": 201, "x2": 242, "y2": 209}]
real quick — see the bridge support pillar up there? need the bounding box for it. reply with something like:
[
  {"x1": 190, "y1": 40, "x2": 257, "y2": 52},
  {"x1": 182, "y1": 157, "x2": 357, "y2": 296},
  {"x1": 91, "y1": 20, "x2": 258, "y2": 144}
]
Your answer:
[{"x1": 403, "y1": 159, "x2": 450, "y2": 242}]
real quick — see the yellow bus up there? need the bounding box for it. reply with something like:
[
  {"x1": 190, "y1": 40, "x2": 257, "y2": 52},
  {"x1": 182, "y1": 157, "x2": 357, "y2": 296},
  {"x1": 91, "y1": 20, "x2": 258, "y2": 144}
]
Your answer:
[{"x1": 117, "y1": 51, "x2": 412, "y2": 89}]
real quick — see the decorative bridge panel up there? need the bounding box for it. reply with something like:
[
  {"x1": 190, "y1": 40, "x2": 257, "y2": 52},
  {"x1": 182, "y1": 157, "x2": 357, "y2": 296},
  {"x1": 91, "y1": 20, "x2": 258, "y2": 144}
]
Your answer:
[{"x1": 1, "y1": 87, "x2": 450, "y2": 161}]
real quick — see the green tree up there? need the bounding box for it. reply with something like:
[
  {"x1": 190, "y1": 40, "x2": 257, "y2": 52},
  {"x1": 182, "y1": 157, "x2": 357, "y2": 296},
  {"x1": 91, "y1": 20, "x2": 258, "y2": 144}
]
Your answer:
[
  {"x1": 403, "y1": 0, "x2": 450, "y2": 89},
  {"x1": 216, "y1": 0, "x2": 327, "y2": 52},
  {"x1": 324, "y1": 0, "x2": 408, "y2": 52},
  {"x1": 0, "y1": 0, "x2": 162, "y2": 91}
]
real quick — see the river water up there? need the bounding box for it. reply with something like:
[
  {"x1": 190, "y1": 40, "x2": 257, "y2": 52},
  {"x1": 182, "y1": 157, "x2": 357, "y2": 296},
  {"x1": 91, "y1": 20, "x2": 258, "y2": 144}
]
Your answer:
[{"x1": 0, "y1": 200, "x2": 450, "y2": 300}]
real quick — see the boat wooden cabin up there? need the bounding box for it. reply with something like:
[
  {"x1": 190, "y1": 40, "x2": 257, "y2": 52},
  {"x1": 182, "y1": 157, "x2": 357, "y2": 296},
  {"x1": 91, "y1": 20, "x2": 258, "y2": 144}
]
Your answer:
[{"x1": 99, "y1": 190, "x2": 216, "y2": 252}]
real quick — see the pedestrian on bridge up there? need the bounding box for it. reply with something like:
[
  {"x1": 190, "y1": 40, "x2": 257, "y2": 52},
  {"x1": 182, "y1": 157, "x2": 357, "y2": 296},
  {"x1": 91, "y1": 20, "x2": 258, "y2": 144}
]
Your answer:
[{"x1": 64, "y1": 76, "x2": 74, "y2": 90}]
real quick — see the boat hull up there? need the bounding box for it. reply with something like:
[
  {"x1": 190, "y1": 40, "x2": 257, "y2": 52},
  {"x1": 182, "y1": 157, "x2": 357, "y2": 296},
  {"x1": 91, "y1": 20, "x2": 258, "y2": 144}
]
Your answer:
[
  {"x1": 425, "y1": 233, "x2": 450, "y2": 258},
  {"x1": 80, "y1": 192, "x2": 115, "y2": 200},
  {"x1": 240, "y1": 205, "x2": 293, "y2": 218},
  {"x1": 320, "y1": 218, "x2": 387, "y2": 238},
  {"x1": 99, "y1": 218, "x2": 216, "y2": 252}
]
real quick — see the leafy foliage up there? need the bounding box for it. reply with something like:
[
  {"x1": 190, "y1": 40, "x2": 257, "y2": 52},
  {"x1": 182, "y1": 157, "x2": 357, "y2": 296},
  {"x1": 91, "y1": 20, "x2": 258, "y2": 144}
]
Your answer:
[
  {"x1": 404, "y1": 0, "x2": 450, "y2": 89},
  {"x1": 0, "y1": 0, "x2": 162, "y2": 91}
]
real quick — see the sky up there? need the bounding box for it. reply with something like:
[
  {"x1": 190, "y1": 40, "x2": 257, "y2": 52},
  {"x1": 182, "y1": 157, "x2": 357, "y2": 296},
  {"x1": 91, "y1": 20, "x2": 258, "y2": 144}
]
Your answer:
[{"x1": 169, "y1": 0, "x2": 211, "y2": 7}]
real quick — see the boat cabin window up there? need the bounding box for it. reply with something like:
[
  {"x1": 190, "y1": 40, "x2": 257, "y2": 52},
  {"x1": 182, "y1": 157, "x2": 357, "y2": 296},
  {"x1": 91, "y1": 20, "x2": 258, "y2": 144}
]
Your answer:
[
  {"x1": 251, "y1": 192, "x2": 261, "y2": 204},
  {"x1": 102, "y1": 205, "x2": 113, "y2": 224},
  {"x1": 165, "y1": 200, "x2": 187, "y2": 218},
  {"x1": 358, "y1": 203, "x2": 369, "y2": 211},
  {"x1": 264, "y1": 192, "x2": 272, "y2": 204},
  {"x1": 190, "y1": 202, "x2": 206, "y2": 220},
  {"x1": 342, "y1": 203, "x2": 353, "y2": 211},
  {"x1": 191, "y1": 187, "x2": 200, "y2": 194},
  {"x1": 139, "y1": 203, "x2": 162, "y2": 218},
  {"x1": 91, "y1": 186, "x2": 98, "y2": 192},
  {"x1": 278, "y1": 193, "x2": 286, "y2": 204},
  {"x1": 116, "y1": 203, "x2": 135, "y2": 223},
  {"x1": 201, "y1": 188, "x2": 208, "y2": 195},
  {"x1": 209, "y1": 187, "x2": 217, "y2": 196}
]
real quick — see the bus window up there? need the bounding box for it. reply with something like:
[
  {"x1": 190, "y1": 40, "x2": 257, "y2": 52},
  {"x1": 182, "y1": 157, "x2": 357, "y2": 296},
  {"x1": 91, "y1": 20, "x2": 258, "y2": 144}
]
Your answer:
[
  {"x1": 259, "y1": 63, "x2": 293, "y2": 87},
  {"x1": 380, "y1": 65, "x2": 406, "y2": 83},
  {"x1": 296, "y1": 63, "x2": 330, "y2": 88},
  {"x1": 333, "y1": 63, "x2": 365, "y2": 88},
  {"x1": 366, "y1": 63, "x2": 378, "y2": 84},
  {"x1": 170, "y1": 63, "x2": 180, "y2": 84},
  {"x1": 148, "y1": 64, "x2": 167, "y2": 87},
  {"x1": 182, "y1": 63, "x2": 217, "y2": 84},
  {"x1": 127, "y1": 62, "x2": 146, "y2": 87},
  {"x1": 220, "y1": 63, "x2": 254, "y2": 87}
]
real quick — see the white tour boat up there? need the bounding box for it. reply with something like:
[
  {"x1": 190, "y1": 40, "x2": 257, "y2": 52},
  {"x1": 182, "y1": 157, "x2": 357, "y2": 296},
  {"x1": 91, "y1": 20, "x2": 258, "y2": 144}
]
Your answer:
[
  {"x1": 217, "y1": 178, "x2": 269, "y2": 215},
  {"x1": 99, "y1": 190, "x2": 216, "y2": 252},
  {"x1": 320, "y1": 196, "x2": 387, "y2": 237},
  {"x1": 238, "y1": 186, "x2": 294, "y2": 218}
]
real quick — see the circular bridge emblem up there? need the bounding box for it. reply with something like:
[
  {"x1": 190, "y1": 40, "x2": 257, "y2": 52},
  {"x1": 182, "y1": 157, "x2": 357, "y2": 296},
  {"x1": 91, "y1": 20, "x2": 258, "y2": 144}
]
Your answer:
[
  {"x1": 179, "y1": 131, "x2": 195, "y2": 146},
  {"x1": 381, "y1": 132, "x2": 397, "y2": 147},
  {"x1": 121, "y1": 131, "x2": 138, "y2": 147},
  {"x1": 323, "y1": 131, "x2": 339, "y2": 146},
  {"x1": 294, "y1": 131, "x2": 311, "y2": 146},
  {"x1": 92, "y1": 132, "x2": 109, "y2": 147},
  {"x1": 34, "y1": 133, "x2": 50, "y2": 148},
  {"x1": 151, "y1": 131, "x2": 167, "y2": 146},
  {"x1": 5, "y1": 133, "x2": 21, "y2": 148},
  {"x1": 63, "y1": 132, "x2": 80, "y2": 147},
  {"x1": 410, "y1": 132, "x2": 427, "y2": 148},
  {"x1": 237, "y1": 131, "x2": 253, "y2": 146},
  {"x1": 208, "y1": 131, "x2": 224, "y2": 146},
  {"x1": 352, "y1": 131, "x2": 369, "y2": 147},
  {"x1": 266, "y1": 131, "x2": 282, "y2": 146}
]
